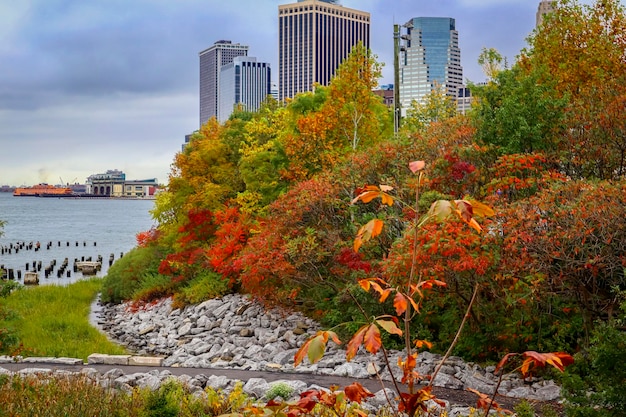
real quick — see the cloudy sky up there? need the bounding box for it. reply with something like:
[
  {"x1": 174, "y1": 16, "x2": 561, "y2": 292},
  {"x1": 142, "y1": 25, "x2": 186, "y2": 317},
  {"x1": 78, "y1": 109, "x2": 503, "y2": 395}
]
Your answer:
[{"x1": 0, "y1": 0, "x2": 593, "y2": 187}]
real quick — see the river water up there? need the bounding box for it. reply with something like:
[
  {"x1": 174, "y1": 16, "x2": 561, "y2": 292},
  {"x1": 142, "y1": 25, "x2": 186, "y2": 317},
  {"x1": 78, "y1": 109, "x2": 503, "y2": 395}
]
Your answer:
[{"x1": 0, "y1": 192, "x2": 155, "y2": 285}]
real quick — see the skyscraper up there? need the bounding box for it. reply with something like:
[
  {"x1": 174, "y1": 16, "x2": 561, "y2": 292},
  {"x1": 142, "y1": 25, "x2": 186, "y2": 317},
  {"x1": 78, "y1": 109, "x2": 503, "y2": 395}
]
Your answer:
[
  {"x1": 278, "y1": 0, "x2": 370, "y2": 101},
  {"x1": 536, "y1": 0, "x2": 556, "y2": 27},
  {"x1": 218, "y1": 57, "x2": 271, "y2": 123},
  {"x1": 199, "y1": 40, "x2": 248, "y2": 127},
  {"x1": 398, "y1": 17, "x2": 463, "y2": 115}
]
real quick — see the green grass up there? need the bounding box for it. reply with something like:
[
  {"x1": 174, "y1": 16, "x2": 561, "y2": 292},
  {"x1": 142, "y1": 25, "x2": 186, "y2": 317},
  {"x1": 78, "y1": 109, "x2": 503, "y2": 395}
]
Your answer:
[{"x1": 0, "y1": 278, "x2": 127, "y2": 360}]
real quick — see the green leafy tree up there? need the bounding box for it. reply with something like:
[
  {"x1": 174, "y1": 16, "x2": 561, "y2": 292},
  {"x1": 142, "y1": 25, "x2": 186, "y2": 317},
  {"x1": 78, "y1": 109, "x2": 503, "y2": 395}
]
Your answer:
[
  {"x1": 402, "y1": 83, "x2": 458, "y2": 135},
  {"x1": 470, "y1": 64, "x2": 566, "y2": 155}
]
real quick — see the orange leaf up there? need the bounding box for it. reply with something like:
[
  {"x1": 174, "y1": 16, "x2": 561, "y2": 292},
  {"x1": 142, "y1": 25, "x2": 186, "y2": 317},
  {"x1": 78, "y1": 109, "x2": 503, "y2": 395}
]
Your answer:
[
  {"x1": 414, "y1": 339, "x2": 433, "y2": 349},
  {"x1": 351, "y1": 185, "x2": 394, "y2": 206},
  {"x1": 453, "y1": 200, "x2": 474, "y2": 223},
  {"x1": 378, "y1": 288, "x2": 392, "y2": 303},
  {"x1": 346, "y1": 325, "x2": 368, "y2": 361},
  {"x1": 394, "y1": 292, "x2": 408, "y2": 315},
  {"x1": 495, "y1": 353, "x2": 518, "y2": 374},
  {"x1": 463, "y1": 197, "x2": 495, "y2": 217},
  {"x1": 417, "y1": 279, "x2": 447, "y2": 290},
  {"x1": 363, "y1": 323, "x2": 382, "y2": 354},
  {"x1": 467, "y1": 388, "x2": 510, "y2": 413},
  {"x1": 344, "y1": 382, "x2": 374, "y2": 403},
  {"x1": 409, "y1": 160, "x2": 426, "y2": 173},
  {"x1": 354, "y1": 219, "x2": 384, "y2": 252},
  {"x1": 358, "y1": 279, "x2": 371, "y2": 292},
  {"x1": 520, "y1": 351, "x2": 574, "y2": 377}
]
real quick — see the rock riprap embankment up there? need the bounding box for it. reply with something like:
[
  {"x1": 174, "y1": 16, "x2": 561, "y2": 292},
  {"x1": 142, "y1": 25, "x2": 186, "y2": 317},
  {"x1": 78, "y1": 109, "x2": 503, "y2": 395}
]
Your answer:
[{"x1": 97, "y1": 294, "x2": 562, "y2": 403}]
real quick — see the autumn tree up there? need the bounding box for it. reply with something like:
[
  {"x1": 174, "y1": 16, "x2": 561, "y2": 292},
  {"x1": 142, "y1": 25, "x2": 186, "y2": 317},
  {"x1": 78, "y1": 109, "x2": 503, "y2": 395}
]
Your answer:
[
  {"x1": 519, "y1": 0, "x2": 626, "y2": 179},
  {"x1": 501, "y1": 181, "x2": 626, "y2": 343},
  {"x1": 280, "y1": 44, "x2": 391, "y2": 182},
  {"x1": 324, "y1": 42, "x2": 391, "y2": 150}
]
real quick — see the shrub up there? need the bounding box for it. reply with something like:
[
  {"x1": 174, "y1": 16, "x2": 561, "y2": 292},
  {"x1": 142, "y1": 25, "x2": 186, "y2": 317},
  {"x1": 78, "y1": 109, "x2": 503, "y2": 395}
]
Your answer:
[
  {"x1": 264, "y1": 382, "x2": 295, "y2": 400},
  {"x1": 172, "y1": 270, "x2": 231, "y2": 308},
  {"x1": 562, "y1": 319, "x2": 626, "y2": 416},
  {"x1": 101, "y1": 244, "x2": 166, "y2": 303}
]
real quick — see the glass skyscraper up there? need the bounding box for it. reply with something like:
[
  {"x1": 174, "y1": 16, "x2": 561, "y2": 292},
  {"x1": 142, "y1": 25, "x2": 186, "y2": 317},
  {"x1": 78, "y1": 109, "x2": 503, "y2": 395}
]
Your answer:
[
  {"x1": 278, "y1": 0, "x2": 370, "y2": 102},
  {"x1": 399, "y1": 17, "x2": 463, "y2": 115}
]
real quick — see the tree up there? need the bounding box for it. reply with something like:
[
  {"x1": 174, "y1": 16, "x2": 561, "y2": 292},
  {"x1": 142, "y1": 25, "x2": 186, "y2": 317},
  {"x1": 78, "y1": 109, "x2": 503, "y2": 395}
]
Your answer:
[
  {"x1": 477, "y1": 47, "x2": 504, "y2": 81},
  {"x1": 402, "y1": 83, "x2": 458, "y2": 135},
  {"x1": 519, "y1": 0, "x2": 626, "y2": 179},
  {"x1": 501, "y1": 181, "x2": 626, "y2": 341},
  {"x1": 470, "y1": 64, "x2": 566, "y2": 155},
  {"x1": 324, "y1": 42, "x2": 390, "y2": 150}
]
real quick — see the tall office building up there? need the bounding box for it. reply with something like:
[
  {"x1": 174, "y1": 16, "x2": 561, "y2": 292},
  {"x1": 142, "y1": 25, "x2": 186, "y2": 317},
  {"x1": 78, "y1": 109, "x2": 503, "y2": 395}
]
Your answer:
[
  {"x1": 199, "y1": 40, "x2": 248, "y2": 127},
  {"x1": 218, "y1": 57, "x2": 271, "y2": 123},
  {"x1": 536, "y1": 0, "x2": 556, "y2": 27},
  {"x1": 278, "y1": 0, "x2": 370, "y2": 101},
  {"x1": 398, "y1": 17, "x2": 463, "y2": 115}
]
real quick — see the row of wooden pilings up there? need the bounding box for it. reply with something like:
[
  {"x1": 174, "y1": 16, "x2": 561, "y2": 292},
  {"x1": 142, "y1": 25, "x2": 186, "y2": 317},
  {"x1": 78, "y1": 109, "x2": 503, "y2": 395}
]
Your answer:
[
  {"x1": 1, "y1": 240, "x2": 98, "y2": 256},
  {"x1": 1, "y1": 250, "x2": 122, "y2": 285}
]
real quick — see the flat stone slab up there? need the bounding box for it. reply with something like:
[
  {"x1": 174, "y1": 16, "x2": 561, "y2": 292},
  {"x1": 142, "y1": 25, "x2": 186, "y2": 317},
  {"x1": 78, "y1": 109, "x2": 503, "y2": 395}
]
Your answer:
[
  {"x1": 88, "y1": 354, "x2": 131, "y2": 365},
  {"x1": 128, "y1": 356, "x2": 164, "y2": 367},
  {"x1": 22, "y1": 357, "x2": 84, "y2": 365}
]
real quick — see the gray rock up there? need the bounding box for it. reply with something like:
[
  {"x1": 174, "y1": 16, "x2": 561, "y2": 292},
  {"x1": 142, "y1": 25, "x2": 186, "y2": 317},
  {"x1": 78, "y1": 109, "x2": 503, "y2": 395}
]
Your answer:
[{"x1": 243, "y1": 377, "x2": 270, "y2": 398}]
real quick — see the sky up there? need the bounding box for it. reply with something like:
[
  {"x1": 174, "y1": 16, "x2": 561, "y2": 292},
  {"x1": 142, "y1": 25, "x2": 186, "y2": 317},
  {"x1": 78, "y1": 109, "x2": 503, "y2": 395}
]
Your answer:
[{"x1": 0, "y1": 0, "x2": 597, "y2": 187}]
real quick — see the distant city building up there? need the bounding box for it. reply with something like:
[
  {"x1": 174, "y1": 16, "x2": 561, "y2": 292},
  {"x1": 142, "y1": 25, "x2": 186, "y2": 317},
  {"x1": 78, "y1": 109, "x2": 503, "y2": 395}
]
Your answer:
[
  {"x1": 398, "y1": 17, "x2": 463, "y2": 116},
  {"x1": 199, "y1": 40, "x2": 248, "y2": 127},
  {"x1": 457, "y1": 86, "x2": 472, "y2": 115},
  {"x1": 86, "y1": 170, "x2": 157, "y2": 198},
  {"x1": 373, "y1": 84, "x2": 394, "y2": 107},
  {"x1": 536, "y1": 0, "x2": 556, "y2": 27},
  {"x1": 270, "y1": 82, "x2": 279, "y2": 101},
  {"x1": 278, "y1": 0, "x2": 370, "y2": 101},
  {"x1": 218, "y1": 56, "x2": 271, "y2": 122}
]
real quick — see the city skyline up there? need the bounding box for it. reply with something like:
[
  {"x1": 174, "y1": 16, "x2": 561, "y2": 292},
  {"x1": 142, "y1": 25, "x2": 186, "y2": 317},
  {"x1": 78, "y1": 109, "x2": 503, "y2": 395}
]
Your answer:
[{"x1": 0, "y1": 0, "x2": 605, "y2": 187}]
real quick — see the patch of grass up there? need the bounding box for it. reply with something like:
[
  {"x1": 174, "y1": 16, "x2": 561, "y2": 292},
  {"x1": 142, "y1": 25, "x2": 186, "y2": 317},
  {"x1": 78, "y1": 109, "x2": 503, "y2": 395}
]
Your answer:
[
  {"x1": 0, "y1": 375, "x2": 255, "y2": 417},
  {"x1": 0, "y1": 374, "x2": 139, "y2": 416},
  {"x1": 0, "y1": 278, "x2": 127, "y2": 360}
]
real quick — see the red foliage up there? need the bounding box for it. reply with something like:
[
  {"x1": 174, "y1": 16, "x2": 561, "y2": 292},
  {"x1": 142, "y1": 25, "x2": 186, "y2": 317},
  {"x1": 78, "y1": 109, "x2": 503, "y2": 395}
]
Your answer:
[
  {"x1": 136, "y1": 227, "x2": 160, "y2": 248},
  {"x1": 334, "y1": 247, "x2": 372, "y2": 273},
  {"x1": 206, "y1": 206, "x2": 249, "y2": 282}
]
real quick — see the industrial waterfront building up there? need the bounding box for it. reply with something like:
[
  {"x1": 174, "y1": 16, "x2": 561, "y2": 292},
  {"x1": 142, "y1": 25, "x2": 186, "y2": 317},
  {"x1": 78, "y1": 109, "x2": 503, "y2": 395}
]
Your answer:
[
  {"x1": 86, "y1": 170, "x2": 158, "y2": 198},
  {"x1": 278, "y1": 0, "x2": 370, "y2": 101}
]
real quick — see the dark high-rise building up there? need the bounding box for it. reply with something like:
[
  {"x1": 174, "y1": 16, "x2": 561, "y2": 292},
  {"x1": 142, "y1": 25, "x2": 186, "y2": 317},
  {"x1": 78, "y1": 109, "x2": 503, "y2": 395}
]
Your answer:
[
  {"x1": 398, "y1": 17, "x2": 463, "y2": 115},
  {"x1": 278, "y1": 0, "x2": 370, "y2": 101},
  {"x1": 199, "y1": 40, "x2": 248, "y2": 127}
]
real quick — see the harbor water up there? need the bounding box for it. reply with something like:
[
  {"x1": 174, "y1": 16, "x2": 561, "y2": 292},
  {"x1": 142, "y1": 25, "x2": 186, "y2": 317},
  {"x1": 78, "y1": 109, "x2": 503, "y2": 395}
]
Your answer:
[{"x1": 0, "y1": 192, "x2": 155, "y2": 285}]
